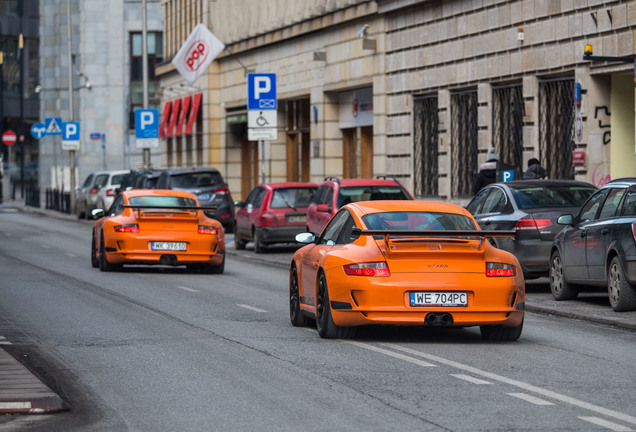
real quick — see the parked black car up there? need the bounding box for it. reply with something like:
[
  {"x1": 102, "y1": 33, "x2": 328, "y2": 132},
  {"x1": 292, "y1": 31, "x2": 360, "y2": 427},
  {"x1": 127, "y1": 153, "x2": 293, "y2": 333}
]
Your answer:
[
  {"x1": 550, "y1": 178, "x2": 636, "y2": 311},
  {"x1": 154, "y1": 167, "x2": 235, "y2": 232},
  {"x1": 467, "y1": 180, "x2": 596, "y2": 279}
]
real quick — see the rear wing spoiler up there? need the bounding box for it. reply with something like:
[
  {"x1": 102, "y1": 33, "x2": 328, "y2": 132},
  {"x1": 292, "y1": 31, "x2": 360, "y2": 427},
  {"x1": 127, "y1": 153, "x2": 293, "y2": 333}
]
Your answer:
[
  {"x1": 351, "y1": 229, "x2": 515, "y2": 238},
  {"x1": 123, "y1": 205, "x2": 217, "y2": 211},
  {"x1": 123, "y1": 205, "x2": 217, "y2": 217},
  {"x1": 351, "y1": 228, "x2": 515, "y2": 248}
]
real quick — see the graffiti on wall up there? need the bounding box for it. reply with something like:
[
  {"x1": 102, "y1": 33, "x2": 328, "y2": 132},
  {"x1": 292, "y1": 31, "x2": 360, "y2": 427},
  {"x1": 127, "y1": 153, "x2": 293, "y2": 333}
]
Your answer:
[
  {"x1": 591, "y1": 167, "x2": 611, "y2": 187},
  {"x1": 594, "y1": 106, "x2": 611, "y2": 145}
]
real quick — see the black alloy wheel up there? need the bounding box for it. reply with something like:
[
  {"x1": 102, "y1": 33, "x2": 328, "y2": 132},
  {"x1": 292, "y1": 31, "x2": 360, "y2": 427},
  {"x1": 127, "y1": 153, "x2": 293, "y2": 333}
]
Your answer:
[{"x1": 290, "y1": 266, "x2": 310, "y2": 326}]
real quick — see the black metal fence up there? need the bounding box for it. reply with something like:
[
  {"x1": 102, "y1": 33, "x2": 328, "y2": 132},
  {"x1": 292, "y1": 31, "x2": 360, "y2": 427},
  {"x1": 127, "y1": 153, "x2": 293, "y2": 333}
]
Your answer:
[{"x1": 45, "y1": 188, "x2": 71, "y2": 214}]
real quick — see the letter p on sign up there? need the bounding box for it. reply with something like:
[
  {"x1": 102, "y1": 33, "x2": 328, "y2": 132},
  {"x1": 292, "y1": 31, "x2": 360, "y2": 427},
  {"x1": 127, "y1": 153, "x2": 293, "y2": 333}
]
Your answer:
[{"x1": 254, "y1": 77, "x2": 271, "y2": 99}]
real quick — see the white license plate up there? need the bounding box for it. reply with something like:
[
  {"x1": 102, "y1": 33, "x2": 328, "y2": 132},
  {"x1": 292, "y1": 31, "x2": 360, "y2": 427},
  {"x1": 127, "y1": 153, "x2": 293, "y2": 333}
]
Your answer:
[
  {"x1": 409, "y1": 292, "x2": 467, "y2": 307},
  {"x1": 287, "y1": 215, "x2": 307, "y2": 223},
  {"x1": 151, "y1": 241, "x2": 187, "y2": 251}
]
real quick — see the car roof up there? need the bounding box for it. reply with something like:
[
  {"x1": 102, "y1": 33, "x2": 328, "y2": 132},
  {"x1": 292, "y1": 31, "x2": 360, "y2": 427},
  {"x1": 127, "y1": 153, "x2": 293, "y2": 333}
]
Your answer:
[
  {"x1": 258, "y1": 182, "x2": 319, "y2": 189},
  {"x1": 163, "y1": 167, "x2": 220, "y2": 175},
  {"x1": 122, "y1": 189, "x2": 197, "y2": 199},
  {"x1": 492, "y1": 179, "x2": 596, "y2": 188},
  {"x1": 321, "y1": 177, "x2": 404, "y2": 187},
  {"x1": 605, "y1": 177, "x2": 636, "y2": 186},
  {"x1": 347, "y1": 200, "x2": 471, "y2": 217}
]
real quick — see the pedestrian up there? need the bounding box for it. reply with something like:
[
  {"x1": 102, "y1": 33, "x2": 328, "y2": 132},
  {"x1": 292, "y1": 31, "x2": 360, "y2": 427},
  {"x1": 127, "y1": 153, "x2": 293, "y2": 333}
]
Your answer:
[
  {"x1": 473, "y1": 147, "x2": 499, "y2": 194},
  {"x1": 523, "y1": 157, "x2": 547, "y2": 179}
]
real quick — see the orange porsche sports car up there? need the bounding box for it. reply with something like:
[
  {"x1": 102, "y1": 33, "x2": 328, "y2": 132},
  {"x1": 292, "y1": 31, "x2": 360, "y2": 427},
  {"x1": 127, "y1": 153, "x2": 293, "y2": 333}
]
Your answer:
[
  {"x1": 91, "y1": 190, "x2": 225, "y2": 273},
  {"x1": 289, "y1": 200, "x2": 525, "y2": 340}
]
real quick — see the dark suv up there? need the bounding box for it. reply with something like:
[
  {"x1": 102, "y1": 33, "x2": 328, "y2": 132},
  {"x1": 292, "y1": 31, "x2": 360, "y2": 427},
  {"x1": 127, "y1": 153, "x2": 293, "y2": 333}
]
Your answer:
[
  {"x1": 155, "y1": 167, "x2": 235, "y2": 232},
  {"x1": 550, "y1": 178, "x2": 636, "y2": 311}
]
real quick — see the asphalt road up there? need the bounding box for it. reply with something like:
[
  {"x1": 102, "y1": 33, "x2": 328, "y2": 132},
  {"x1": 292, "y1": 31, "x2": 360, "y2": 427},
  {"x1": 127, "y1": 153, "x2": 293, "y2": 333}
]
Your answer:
[{"x1": 1, "y1": 208, "x2": 635, "y2": 431}]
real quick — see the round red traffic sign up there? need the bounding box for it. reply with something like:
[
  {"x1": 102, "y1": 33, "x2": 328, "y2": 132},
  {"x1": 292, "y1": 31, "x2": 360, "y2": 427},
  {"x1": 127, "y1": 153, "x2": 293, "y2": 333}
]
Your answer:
[{"x1": 2, "y1": 130, "x2": 17, "y2": 146}]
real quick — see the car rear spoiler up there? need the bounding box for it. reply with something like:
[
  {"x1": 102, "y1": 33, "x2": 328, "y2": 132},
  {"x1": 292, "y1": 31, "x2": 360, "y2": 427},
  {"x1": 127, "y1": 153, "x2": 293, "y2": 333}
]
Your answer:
[
  {"x1": 351, "y1": 228, "x2": 515, "y2": 247},
  {"x1": 123, "y1": 205, "x2": 217, "y2": 217}
]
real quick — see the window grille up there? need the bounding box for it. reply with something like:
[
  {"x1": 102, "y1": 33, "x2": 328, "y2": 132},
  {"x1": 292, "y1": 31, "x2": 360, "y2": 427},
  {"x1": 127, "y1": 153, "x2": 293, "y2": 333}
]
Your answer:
[
  {"x1": 539, "y1": 78, "x2": 575, "y2": 179},
  {"x1": 413, "y1": 96, "x2": 438, "y2": 196},
  {"x1": 492, "y1": 84, "x2": 524, "y2": 173},
  {"x1": 451, "y1": 91, "x2": 478, "y2": 197}
]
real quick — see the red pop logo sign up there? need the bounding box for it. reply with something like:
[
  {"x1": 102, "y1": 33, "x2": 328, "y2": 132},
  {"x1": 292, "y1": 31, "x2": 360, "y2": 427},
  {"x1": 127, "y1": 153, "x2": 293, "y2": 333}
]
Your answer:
[{"x1": 185, "y1": 40, "x2": 210, "y2": 72}]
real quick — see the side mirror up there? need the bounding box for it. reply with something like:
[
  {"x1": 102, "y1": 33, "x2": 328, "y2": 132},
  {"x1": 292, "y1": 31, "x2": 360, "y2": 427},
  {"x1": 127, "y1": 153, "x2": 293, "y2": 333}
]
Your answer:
[
  {"x1": 91, "y1": 209, "x2": 105, "y2": 219},
  {"x1": 557, "y1": 214, "x2": 574, "y2": 225},
  {"x1": 295, "y1": 232, "x2": 315, "y2": 244},
  {"x1": 316, "y1": 204, "x2": 330, "y2": 213},
  {"x1": 234, "y1": 200, "x2": 244, "y2": 208}
]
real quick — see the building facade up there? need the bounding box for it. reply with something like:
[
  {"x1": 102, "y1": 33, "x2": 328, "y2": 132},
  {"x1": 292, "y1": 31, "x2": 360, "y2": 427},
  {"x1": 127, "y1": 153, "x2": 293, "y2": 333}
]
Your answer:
[
  {"x1": 158, "y1": 0, "x2": 636, "y2": 204},
  {"x1": 0, "y1": 0, "x2": 39, "y2": 201},
  {"x1": 39, "y1": 0, "x2": 163, "y2": 199}
]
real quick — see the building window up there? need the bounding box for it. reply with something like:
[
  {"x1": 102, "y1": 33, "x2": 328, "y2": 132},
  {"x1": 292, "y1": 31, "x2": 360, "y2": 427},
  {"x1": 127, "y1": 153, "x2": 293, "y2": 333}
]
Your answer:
[{"x1": 129, "y1": 31, "x2": 163, "y2": 130}]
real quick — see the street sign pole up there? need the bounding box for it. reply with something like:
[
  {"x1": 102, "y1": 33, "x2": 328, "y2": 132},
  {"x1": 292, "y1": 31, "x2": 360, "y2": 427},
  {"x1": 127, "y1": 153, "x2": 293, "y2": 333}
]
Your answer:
[{"x1": 67, "y1": 0, "x2": 76, "y2": 214}]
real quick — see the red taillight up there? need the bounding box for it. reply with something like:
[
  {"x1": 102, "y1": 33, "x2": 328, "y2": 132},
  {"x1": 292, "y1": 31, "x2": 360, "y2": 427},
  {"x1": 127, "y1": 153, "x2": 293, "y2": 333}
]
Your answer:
[
  {"x1": 106, "y1": 189, "x2": 116, "y2": 197},
  {"x1": 89, "y1": 187, "x2": 99, "y2": 195},
  {"x1": 260, "y1": 212, "x2": 276, "y2": 227},
  {"x1": 114, "y1": 224, "x2": 140, "y2": 233},
  {"x1": 198, "y1": 226, "x2": 218, "y2": 235},
  {"x1": 343, "y1": 262, "x2": 391, "y2": 277},
  {"x1": 514, "y1": 218, "x2": 552, "y2": 230},
  {"x1": 486, "y1": 262, "x2": 516, "y2": 277},
  {"x1": 215, "y1": 187, "x2": 229, "y2": 194}
]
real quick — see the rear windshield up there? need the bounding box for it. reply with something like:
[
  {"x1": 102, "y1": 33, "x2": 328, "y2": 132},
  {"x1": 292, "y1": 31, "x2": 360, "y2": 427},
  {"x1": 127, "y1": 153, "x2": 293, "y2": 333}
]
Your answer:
[
  {"x1": 128, "y1": 196, "x2": 197, "y2": 208},
  {"x1": 362, "y1": 211, "x2": 477, "y2": 231},
  {"x1": 111, "y1": 174, "x2": 127, "y2": 185},
  {"x1": 172, "y1": 172, "x2": 223, "y2": 189},
  {"x1": 270, "y1": 187, "x2": 317, "y2": 209},
  {"x1": 510, "y1": 185, "x2": 596, "y2": 209},
  {"x1": 337, "y1": 186, "x2": 411, "y2": 208}
]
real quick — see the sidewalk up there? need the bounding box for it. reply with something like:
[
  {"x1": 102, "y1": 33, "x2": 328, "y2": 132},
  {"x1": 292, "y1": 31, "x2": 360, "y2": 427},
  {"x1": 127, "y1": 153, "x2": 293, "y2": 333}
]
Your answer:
[{"x1": 0, "y1": 199, "x2": 635, "y2": 415}]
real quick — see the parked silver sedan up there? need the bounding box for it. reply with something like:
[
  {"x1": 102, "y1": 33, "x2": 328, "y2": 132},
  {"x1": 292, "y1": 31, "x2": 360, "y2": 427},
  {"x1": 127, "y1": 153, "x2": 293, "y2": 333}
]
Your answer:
[{"x1": 467, "y1": 180, "x2": 596, "y2": 279}]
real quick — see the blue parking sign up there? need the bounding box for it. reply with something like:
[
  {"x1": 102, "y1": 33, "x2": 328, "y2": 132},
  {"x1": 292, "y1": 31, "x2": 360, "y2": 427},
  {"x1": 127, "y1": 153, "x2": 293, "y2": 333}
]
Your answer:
[
  {"x1": 135, "y1": 109, "x2": 159, "y2": 138},
  {"x1": 248, "y1": 73, "x2": 277, "y2": 110}
]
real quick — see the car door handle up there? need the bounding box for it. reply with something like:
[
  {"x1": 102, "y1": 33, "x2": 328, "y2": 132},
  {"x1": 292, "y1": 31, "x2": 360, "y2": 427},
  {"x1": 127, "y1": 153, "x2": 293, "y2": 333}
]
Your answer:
[
  {"x1": 601, "y1": 229, "x2": 609, "y2": 235},
  {"x1": 314, "y1": 260, "x2": 319, "y2": 268}
]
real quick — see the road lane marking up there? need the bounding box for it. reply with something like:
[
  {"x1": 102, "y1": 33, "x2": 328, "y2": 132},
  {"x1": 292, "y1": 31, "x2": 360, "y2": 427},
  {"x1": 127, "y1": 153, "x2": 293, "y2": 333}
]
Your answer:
[
  {"x1": 381, "y1": 343, "x2": 636, "y2": 426},
  {"x1": 177, "y1": 286, "x2": 199, "y2": 293},
  {"x1": 508, "y1": 392, "x2": 554, "y2": 405},
  {"x1": 0, "y1": 402, "x2": 31, "y2": 410},
  {"x1": 237, "y1": 304, "x2": 268, "y2": 313},
  {"x1": 65, "y1": 253, "x2": 77, "y2": 257},
  {"x1": 579, "y1": 417, "x2": 633, "y2": 432},
  {"x1": 451, "y1": 374, "x2": 491, "y2": 385},
  {"x1": 345, "y1": 340, "x2": 436, "y2": 367},
  {"x1": 0, "y1": 336, "x2": 11, "y2": 345}
]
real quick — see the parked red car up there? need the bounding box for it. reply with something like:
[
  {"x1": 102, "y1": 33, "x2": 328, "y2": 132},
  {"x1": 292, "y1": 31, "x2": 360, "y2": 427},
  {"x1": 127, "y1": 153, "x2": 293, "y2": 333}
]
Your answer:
[
  {"x1": 234, "y1": 182, "x2": 319, "y2": 253},
  {"x1": 306, "y1": 176, "x2": 413, "y2": 234}
]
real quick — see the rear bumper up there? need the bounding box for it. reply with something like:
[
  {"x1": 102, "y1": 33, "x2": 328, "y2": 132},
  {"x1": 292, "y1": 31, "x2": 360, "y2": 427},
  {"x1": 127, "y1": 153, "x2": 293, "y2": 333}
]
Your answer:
[
  {"x1": 498, "y1": 237, "x2": 552, "y2": 278},
  {"x1": 259, "y1": 226, "x2": 306, "y2": 244},
  {"x1": 324, "y1": 268, "x2": 525, "y2": 328}
]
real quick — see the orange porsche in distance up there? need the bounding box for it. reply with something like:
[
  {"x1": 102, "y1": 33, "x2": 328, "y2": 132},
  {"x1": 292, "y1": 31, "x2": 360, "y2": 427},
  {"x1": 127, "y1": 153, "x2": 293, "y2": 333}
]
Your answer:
[
  {"x1": 289, "y1": 200, "x2": 525, "y2": 340},
  {"x1": 91, "y1": 190, "x2": 225, "y2": 273}
]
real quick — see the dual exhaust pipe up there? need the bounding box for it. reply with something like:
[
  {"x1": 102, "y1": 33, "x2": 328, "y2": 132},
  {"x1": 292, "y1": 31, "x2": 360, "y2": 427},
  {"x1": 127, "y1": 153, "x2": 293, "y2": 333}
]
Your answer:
[{"x1": 425, "y1": 312, "x2": 454, "y2": 326}]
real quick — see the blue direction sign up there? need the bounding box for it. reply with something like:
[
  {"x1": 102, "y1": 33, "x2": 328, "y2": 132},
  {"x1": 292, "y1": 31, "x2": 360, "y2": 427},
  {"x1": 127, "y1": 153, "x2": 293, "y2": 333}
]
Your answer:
[
  {"x1": 31, "y1": 122, "x2": 47, "y2": 140},
  {"x1": 135, "y1": 109, "x2": 159, "y2": 138},
  {"x1": 62, "y1": 122, "x2": 80, "y2": 150},
  {"x1": 248, "y1": 73, "x2": 277, "y2": 110},
  {"x1": 45, "y1": 117, "x2": 63, "y2": 135}
]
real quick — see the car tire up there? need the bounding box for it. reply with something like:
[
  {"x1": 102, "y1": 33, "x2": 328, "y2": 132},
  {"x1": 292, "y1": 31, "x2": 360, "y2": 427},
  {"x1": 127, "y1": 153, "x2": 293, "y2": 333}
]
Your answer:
[
  {"x1": 235, "y1": 224, "x2": 247, "y2": 250},
  {"x1": 99, "y1": 232, "x2": 119, "y2": 272},
  {"x1": 90, "y1": 231, "x2": 99, "y2": 268},
  {"x1": 607, "y1": 256, "x2": 636, "y2": 312},
  {"x1": 207, "y1": 254, "x2": 225, "y2": 274},
  {"x1": 316, "y1": 273, "x2": 355, "y2": 338},
  {"x1": 549, "y1": 250, "x2": 579, "y2": 300},
  {"x1": 253, "y1": 228, "x2": 265, "y2": 254},
  {"x1": 290, "y1": 266, "x2": 311, "y2": 327},
  {"x1": 480, "y1": 318, "x2": 523, "y2": 341}
]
